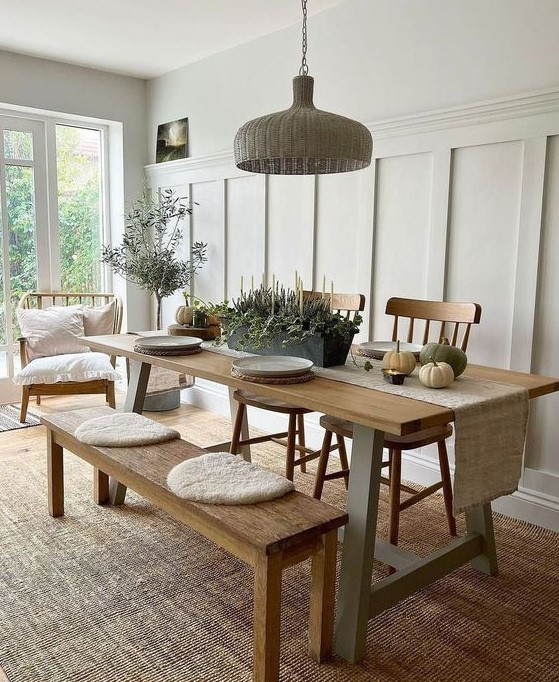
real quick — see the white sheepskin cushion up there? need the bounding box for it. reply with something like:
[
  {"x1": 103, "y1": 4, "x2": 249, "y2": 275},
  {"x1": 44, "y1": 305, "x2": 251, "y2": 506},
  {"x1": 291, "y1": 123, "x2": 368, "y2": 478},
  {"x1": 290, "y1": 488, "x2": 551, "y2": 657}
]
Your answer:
[
  {"x1": 14, "y1": 352, "x2": 119, "y2": 385},
  {"x1": 17, "y1": 306, "x2": 87, "y2": 360},
  {"x1": 74, "y1": 412, "x2": 180, "y2": 447},
  {"x1": 167, "y1": 452, "x2": 295, "y2": 505}
]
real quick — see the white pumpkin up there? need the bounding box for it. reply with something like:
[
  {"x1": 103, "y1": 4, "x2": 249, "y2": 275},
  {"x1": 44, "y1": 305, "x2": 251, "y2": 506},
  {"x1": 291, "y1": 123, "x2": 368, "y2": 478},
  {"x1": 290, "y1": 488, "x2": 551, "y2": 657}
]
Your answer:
[
  {"x1": 381, "y1": 340, "x2": 417, "y2": 376},
  {"x1": 418, "y1": 360, "x2": 454, "y2": 389},
  {"x1": 175, "y1": 305, "x2": 194, "y2": 325}
]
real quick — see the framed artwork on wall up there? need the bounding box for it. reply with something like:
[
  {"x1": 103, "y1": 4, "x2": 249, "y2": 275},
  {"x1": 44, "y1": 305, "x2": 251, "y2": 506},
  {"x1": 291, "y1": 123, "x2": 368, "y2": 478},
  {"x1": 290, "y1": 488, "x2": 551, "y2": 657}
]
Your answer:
[{"x1": 156, "y1": 118, "x2": 188, "y2": 163}]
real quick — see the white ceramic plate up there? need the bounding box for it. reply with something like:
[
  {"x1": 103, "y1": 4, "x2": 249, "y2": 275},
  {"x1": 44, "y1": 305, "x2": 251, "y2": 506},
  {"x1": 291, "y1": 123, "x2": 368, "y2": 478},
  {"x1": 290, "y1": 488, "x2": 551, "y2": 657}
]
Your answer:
[
  {"x1": 232, "y1": 356, "x2": 313, "y2": 377},
  {"x1": 359, "y1": 341, "x2": 422, "y2": 360},
  {"x1": 134, "y1": 335, "x2": 203, "y2": 350}
]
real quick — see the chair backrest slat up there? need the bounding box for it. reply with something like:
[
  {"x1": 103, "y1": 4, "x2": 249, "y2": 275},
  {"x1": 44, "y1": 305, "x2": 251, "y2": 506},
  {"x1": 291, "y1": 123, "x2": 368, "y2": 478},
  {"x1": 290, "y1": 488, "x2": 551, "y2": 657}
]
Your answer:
[
  {"x1": 19, "y1": 291, "x2": 123, "y2": 334},
  {"x1": 385, "y1": 297, "x2": 481, "y2": 352},
  {"x1": 303, "y1": 291, "x2": 365, "y2": 323}
]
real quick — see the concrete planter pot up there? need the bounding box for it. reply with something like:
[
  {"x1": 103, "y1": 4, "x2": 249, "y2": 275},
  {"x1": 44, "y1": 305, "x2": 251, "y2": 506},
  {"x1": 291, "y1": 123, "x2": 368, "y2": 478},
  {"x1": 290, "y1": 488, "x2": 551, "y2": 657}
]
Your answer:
[{"x1": 226, "y1": 327, "x2": 354, "y2": 368}]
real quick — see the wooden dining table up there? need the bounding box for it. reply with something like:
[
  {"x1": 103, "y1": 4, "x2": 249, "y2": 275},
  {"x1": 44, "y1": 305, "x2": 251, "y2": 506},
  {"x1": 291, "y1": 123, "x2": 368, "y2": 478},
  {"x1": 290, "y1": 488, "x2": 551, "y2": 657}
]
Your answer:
[{"x1": 80, "y1": 333, "x2": 559, "y2": 664}]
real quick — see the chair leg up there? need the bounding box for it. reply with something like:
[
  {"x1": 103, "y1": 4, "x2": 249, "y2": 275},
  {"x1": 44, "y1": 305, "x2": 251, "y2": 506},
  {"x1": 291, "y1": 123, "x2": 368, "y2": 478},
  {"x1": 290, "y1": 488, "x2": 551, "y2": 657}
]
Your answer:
[
  {"x1": 106, "y1": 381, "x2": 116, "y2": 409},
  {"x1": 388, "y1": 448, "x2": 402, "y2": 547},
  {"x1": 230, "y1": 402, "x2": 246, "y2": 455},
  {"x1": 285, "y1": 413, "x2": 297, "y2": 481},
  {"x1": 437, "y1": 440, "x2": 457, "y2": 536},
  {"x1": 336, "y1": 435, "x2": 350, "y2": 490},
  {"x1": 297, "y1": 413, "x2": 307, "y2": 473},
  {"x1": 36, "y1": 395, "x2": 41, "y2": 406},
  {"x1": 313, "y1": 429, "x2": 333, "y2": 499},
  {"x1": 20, "y1": 386, "x2": 31, "y2": 423}
]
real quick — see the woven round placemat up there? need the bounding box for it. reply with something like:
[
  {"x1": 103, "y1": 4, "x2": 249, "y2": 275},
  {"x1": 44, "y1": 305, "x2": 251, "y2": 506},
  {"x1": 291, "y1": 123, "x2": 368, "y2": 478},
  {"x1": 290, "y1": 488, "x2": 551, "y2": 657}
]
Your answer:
[
  {"x1": 356, "y1": 347, "x2": 378, "y2": 359},
  {"x1": 133, "y1": 345, "x2": 202, "y2": 357},
  {"x1": 231, "y1": 367, "x2": 314, "y2": 384}
]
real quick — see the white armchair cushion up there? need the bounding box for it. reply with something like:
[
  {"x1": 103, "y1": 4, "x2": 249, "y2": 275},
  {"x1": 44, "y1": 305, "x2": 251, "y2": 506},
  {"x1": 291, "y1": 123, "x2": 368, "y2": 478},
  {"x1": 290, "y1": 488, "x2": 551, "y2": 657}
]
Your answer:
[
  {"x1": 17, "y1": 306, "x2": 87, "y2": 360},
  {"x1": 83, "y1": 301, "x2": 116, "y2": 336},
  {"x1": 14, "y1": 352, "x2": 119, "y2": 385}
]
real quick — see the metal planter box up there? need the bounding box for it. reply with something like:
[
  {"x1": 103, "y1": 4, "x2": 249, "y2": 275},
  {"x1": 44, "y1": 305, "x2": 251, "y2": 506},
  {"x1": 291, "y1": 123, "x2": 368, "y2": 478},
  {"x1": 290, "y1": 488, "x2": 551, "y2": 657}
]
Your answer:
[{"x1": 226, "y1": 327, "x2": 354, "y2": 368}]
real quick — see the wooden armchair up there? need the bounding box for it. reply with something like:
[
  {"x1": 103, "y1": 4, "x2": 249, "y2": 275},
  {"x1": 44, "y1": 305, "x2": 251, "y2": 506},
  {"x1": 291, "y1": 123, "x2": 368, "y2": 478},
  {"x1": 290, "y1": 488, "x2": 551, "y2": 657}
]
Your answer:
[{"x1": 16, "y1": 292, "x2": 123, "y2": 422}]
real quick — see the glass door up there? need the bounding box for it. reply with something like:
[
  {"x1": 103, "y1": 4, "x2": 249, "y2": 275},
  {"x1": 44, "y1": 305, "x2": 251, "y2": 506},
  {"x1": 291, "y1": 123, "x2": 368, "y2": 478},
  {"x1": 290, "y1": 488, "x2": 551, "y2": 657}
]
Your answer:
[{"x1": 0, "y1": 116, "x2": 49, "y2": 403}]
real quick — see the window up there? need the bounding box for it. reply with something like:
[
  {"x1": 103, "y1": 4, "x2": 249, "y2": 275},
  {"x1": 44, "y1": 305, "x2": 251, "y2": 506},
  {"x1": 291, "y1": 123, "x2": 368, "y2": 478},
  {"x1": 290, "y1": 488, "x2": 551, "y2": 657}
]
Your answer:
[
  {"x1": 0, "y1": 113, "x2": 109, "y2": 401},
  {"x1": 56, "y1": 125, "x2": 104, "y2": 292}
]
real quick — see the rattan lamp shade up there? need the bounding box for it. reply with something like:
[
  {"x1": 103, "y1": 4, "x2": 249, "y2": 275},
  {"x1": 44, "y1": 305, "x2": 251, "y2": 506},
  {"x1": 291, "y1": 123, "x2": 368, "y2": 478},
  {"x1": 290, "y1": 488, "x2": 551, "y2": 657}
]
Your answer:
[{"x1": 234, "y1": 75, "x2": 373, "y2": 175}]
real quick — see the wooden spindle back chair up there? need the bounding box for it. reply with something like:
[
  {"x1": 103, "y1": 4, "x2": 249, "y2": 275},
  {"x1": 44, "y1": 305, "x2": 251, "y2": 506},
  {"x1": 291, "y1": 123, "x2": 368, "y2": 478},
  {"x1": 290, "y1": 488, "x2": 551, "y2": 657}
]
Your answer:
[{"x1": 315, "y1": 297, "x2": 482, "y2": 550}]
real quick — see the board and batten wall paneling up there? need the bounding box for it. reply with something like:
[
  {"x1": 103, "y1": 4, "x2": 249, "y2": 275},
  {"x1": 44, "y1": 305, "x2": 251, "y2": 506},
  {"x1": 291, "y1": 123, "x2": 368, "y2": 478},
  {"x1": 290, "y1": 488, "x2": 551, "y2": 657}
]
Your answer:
[
  {"x1": 145, "y1": 90, "x2": 559, "y2": 529},
  {"x1": 314, "y1": 173, "x2": 365, "y2": 299},
  {"x1": 445, "y1": 141, "x2": 524, "y2": 369},
  {"x1": 527, "y1": 134, "x2": 559, "y2": 479},
  {"x1": 371, "y1": 152, "x2": 433, "y2": 340},
  {"x1": 191, "y1": 180, "x2": 226, "y2": 305},
  {"x1": 158, "y1": 182, "x2": 192, "y2": 330},
  {"x1": 267, "y1": 175, "x2": 315, "y2": 290},
  {"x1": 225, "y1": 175, "x2": 266, "y2": 298}
]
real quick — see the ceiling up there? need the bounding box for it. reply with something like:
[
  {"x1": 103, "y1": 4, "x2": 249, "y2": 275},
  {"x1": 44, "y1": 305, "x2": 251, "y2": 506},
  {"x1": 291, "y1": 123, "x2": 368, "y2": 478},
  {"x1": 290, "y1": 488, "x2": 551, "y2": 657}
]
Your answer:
[{"x1": 0, "y1": 0, "x2": 346, "y2": 79}]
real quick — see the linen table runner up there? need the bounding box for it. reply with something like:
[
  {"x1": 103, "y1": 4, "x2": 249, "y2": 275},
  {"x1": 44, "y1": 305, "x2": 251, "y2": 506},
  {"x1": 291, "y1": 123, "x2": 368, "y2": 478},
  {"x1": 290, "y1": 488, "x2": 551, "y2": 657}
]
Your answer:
[
  {"x1": 310, "y1": 361, "x2": 529, "y2": 513},
  {"x1": 201, "y1": 343, "x2": 529, "y2": 513}
]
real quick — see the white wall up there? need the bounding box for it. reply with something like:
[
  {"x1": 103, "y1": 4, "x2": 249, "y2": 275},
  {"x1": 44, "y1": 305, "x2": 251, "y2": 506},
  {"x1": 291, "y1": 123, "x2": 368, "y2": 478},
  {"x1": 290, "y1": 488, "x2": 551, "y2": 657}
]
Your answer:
[
  {"x1": 146, "y1": 0, "x2": 559, "y2": 160},
  {"x1": 0, "y1": 49, "x2": 150, "y2": 330},
  {"x1": 145, "y1": 0, "x2": 559, "y2": 530}
]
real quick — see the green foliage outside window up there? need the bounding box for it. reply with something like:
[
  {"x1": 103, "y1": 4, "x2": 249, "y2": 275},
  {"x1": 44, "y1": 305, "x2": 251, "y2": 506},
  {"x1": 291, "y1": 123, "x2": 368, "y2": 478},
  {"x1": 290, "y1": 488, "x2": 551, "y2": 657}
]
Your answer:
[{"x1": 1, "y1": 125, "x2": 102, "y2": 345}]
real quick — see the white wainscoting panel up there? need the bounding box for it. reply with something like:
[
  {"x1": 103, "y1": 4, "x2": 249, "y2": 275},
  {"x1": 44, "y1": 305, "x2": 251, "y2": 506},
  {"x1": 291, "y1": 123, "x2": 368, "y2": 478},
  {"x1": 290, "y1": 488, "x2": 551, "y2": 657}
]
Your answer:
[
  {"x1": 191, "y1": 180, "x2": 226, "y2": 305},
  {"x1": 226, "y1": 175, "x2": 266, "y2": 298},
  {"x1": 446, "y1": 141, "x2": 524, "y2": 369},
  {"x1": 267, "y1": 174, "x2": 315, "y2": 289},
  {"x1": 371, "y1": 152, "x2": 433, "y2": 340}
]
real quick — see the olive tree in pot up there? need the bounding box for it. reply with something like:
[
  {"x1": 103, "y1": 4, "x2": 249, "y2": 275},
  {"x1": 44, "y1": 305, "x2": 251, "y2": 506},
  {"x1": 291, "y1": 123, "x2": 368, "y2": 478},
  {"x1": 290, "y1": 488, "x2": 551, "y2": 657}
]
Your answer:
[
  {"x1": 101, "y1": 188, "x2": 207, "y2": 331},
  {"x1": 101, "y1": 188, "x2": 207, "y2": 410}
]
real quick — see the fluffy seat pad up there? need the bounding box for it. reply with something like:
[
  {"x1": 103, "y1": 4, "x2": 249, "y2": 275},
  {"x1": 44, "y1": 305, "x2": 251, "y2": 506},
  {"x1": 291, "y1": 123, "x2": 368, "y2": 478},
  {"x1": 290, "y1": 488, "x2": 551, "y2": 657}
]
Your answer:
[
  {"x1": 74, "y1": 412, "x2": 181, "y2": 447},
  {"x1": 14, "y1": 352, "x2": 119, "y2": 385},
  {"x1": 167, "y1": 452, "x2": 295, "y2": 505}
]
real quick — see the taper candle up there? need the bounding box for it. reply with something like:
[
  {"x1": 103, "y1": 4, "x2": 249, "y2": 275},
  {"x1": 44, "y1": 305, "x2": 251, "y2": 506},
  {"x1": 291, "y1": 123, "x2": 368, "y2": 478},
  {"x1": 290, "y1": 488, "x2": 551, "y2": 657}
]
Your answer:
[
  {"x1": 322, "y1": 275, "x2": 326, "y2": 298},
  {"x1": 295, "y1": 270, "x2": 298, "y2": 291},
  {"x1": 330, "y1": 280, "x2": 334, "y2": 313},
  {"x1": 240, "y1": 275, "x2": 243, "y2": 295},
  {"x1": 251, "y1": 275, "x2": 254, "y2": 291},
  {"x1": 299, "y1": 282, "x2": 304, "y2": 316}
]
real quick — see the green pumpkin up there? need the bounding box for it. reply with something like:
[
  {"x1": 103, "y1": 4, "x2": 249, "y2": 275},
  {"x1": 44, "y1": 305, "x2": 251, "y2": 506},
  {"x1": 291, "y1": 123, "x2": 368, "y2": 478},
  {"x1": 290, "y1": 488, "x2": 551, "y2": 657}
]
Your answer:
[{"x1": 419, "y1": 339, "x2": 467, "y2": 378}]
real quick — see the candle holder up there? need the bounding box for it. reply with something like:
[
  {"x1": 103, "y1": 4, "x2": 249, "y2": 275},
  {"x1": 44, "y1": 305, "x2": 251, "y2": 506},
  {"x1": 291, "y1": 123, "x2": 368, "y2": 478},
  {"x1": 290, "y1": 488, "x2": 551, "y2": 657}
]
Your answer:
[{"x1": 382, "y1": 369, "x2": 406, "y2": 385}]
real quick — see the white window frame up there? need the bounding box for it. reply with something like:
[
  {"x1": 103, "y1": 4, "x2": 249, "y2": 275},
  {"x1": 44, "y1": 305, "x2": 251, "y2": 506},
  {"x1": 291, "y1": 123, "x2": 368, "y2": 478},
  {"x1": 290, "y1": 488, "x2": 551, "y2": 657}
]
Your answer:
[{"x1": 0, "y1": 107, "x2": 112, "y2": 400}]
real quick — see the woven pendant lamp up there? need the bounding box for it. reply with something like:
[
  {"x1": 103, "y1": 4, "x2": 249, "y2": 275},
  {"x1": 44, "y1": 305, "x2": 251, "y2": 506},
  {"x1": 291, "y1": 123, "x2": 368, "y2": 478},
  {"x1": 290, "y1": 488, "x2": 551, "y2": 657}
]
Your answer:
[{"x1": 234, "y1": 0, "x2": 372, "y2": 175}]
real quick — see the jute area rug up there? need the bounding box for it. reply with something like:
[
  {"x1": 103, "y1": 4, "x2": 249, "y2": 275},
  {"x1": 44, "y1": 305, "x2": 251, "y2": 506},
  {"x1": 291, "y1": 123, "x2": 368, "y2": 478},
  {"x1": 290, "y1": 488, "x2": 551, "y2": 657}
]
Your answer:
[
  {"x1": 1, "y1": 410, "x2": 558, "y2": 682},
  {"x1": 0, "y1": 405, "x2": 40, "y2": 432}
]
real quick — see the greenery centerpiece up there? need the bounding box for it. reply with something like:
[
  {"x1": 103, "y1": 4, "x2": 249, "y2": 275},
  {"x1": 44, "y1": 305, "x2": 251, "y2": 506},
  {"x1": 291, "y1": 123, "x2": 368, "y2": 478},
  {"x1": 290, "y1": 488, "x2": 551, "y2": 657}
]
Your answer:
[
  {"x1": 101, "y1": 188, "x2": 207, "y2": 330},
  {"x1": 217, "y1": 284, "x2": 361, "y2": 367}
]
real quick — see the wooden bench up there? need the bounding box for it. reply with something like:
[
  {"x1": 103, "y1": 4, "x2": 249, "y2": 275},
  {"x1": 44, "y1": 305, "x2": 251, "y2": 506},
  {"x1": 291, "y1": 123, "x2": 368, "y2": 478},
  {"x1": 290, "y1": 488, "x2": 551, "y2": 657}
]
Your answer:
[{"x1": 41, "y1": 407, "x2": 348, "y2": 682}]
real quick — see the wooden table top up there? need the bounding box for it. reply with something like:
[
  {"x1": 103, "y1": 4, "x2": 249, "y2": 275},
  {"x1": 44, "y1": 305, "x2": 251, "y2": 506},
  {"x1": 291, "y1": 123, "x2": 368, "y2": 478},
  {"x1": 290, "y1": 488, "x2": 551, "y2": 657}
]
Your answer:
[{"x1": 82, "y1": 334, "x2": 559, "y2": 438}]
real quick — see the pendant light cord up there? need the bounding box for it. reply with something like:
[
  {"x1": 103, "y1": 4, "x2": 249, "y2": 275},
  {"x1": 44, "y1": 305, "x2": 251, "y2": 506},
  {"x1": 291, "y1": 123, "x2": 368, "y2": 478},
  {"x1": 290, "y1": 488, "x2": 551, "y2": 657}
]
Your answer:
[{"x1": 299, "y1": 0, "x2": 309, "y2": 75}]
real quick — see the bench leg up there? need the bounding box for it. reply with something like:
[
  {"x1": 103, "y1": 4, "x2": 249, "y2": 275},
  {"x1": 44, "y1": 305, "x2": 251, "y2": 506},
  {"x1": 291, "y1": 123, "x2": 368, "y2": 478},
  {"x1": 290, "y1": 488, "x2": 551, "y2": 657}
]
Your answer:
[
  {"x1": 308, "y1": 529, "x2": 337, "y2": 662},
  {"x1": 253, "y1": 552, "x2": 282, "y2": 682},
  {"x1": 93, "y1": 469, "x2": 110, "y2": 505},
  {"x1": 47, "y1": 431, "x2": 64, "y2": 518}
]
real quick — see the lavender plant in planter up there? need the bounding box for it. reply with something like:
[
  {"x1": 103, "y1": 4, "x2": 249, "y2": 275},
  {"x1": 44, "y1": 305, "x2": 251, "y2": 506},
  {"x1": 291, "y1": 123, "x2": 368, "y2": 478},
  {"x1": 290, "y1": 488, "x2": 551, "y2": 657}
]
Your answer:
[{"x1": 217, "y1": 285, "x2": 361, "y2": 368}]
